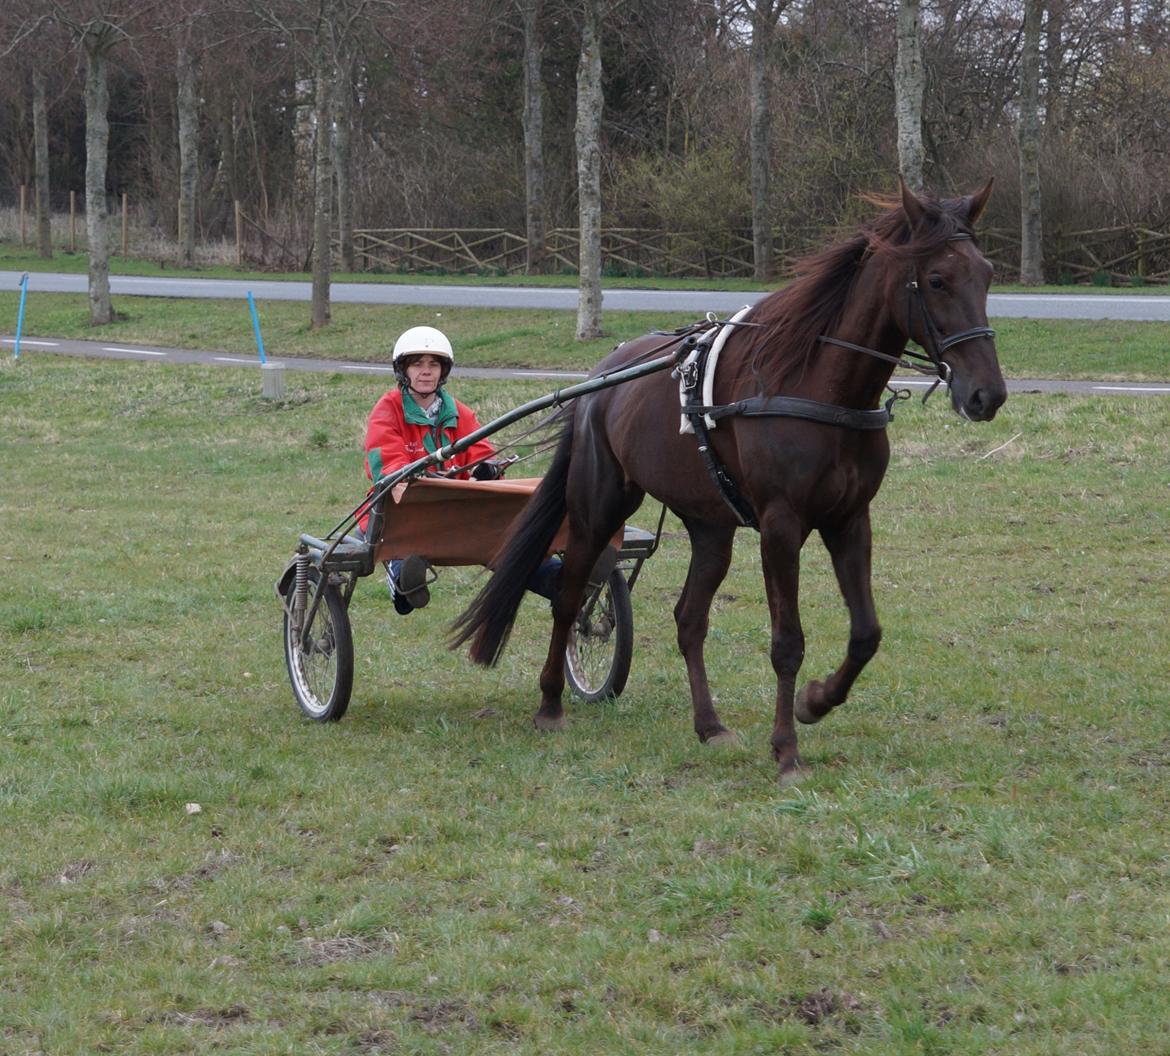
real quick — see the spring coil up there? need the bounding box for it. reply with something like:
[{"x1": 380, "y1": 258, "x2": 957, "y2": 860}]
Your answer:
[{"x1": 292, "y1": 550, "x2": 310, "y2": 637}]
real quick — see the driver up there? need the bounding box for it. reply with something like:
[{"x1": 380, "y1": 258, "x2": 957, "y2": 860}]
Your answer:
[{"x1": 360, "y1": 325, "x2": 559, "y2": 614}]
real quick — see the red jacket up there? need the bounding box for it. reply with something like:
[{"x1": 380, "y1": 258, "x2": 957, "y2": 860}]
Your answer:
[{"x1": 360, "y1": 387, "x2": 495, "y2": 531}]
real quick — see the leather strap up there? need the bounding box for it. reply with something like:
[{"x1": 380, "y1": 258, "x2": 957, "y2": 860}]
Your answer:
[{"x1": 694, "y1": 395, "x2": 891, "y2": 431}]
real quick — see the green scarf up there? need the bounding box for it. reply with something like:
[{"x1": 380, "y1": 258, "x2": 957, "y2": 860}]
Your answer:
[{"x1": 402, "y1": 388, "x2": 458, "y2": 455}]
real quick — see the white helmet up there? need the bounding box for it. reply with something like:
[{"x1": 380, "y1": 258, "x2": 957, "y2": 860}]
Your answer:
[
  {"x1": 391, "y1": 326, "x2": 454, "y2": 388},
  {"x1": 392, "y1": 326, "x2": 454, "y2": 366}
]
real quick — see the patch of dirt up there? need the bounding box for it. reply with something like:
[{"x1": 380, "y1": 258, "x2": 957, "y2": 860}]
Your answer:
[
  {"x1": 154, "y1": 849, "x2": 243, "y2": 893},
  {"x1": 158, "y1": 1005, "x2": 249, "y2": 1028},
  {"x1": 356, "y1": 1029, "x2": 398, "y2": 1052},
  {"x1": 795, "y1": 988, "x2": 862, "y2": 1026},
  {"x1": 2, "y1": 881, "x2": 31, "y2": 913},
  {"x1": 56, "y1": 860, "x2": 95, "y2": 884},
  {"x1": 369, "y1": 991, "x2": 480, "y2": 1032},
  {"x1": 297, "y1": 935, "x2": 377, "y2": 965}
]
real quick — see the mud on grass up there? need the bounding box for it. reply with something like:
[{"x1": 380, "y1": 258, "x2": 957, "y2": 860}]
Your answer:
[{"x1": 2, "y1": 359, "x2": 1169, "y2": 1054}]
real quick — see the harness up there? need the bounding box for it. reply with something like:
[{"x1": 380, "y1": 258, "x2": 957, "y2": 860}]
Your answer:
[{"x1": 679, "y1": 235, "x2": 996, "y2": 530}]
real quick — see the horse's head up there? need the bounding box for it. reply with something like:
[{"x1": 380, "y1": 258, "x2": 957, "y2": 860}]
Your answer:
[{"x1": 892, "y1": 180, "x2": 1007, "y2": 421}]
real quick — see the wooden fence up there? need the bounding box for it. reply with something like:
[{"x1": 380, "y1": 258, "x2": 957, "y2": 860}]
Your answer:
[
  {"x1": 350, "y1": 227, "x2": 768, "y2": 279},
  {"x1": 980, "y1": 225, "x2": 1170, "y2": 285},
  {"x1": 348, "y1": 223, "x2": 1170, "y2": 284}
]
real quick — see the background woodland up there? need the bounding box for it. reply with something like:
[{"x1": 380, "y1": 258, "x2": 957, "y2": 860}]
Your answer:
[{"x1": 2, "y1": 1, "x2": 1169, "y2": 288}]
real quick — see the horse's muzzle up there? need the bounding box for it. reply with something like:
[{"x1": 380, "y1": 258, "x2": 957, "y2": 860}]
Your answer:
[{"x1": 953, "y1": 379, "x2": 1007, "y2": 421}]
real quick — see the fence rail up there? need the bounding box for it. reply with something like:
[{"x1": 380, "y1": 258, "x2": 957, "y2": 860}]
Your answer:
[
  {"x1": 350, "y1": 227, "x2": 787, "y2": 279},
  {"x1": 347, "y1": 223, "x2": 1170, "y2": 283}
]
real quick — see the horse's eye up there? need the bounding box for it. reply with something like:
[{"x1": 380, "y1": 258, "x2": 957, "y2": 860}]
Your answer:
[{"x1": 928, "y1": 274, "x2": 946, "y2": 291}]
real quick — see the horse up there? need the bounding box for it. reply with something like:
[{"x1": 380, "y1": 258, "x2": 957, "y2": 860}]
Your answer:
[{"x1": 452, "y1": 180, "x2": 1006, "y2": 783}]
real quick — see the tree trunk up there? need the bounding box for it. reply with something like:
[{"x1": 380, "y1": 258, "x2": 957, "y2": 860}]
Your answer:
[
  {"x1": 895, "y1": 0, "x2": 925, "y2": 193},
  {"x1": 33, "y1": 69, "x2": 52, "y2": 260},
  {"x1": 575, "y1": 0, "x2": 603, "y2": 341},
  {"x1": 84, "y1": 40, "x2": 113, "y2": 324},
  {"x1": 333, "y1": 51, "x2": 355, "y2": 273},
  {"x1": 749, "y1": 0, "x2": 774, "y2": 283},
  {"x1": 1044, "y1": 0, "x2": 1063, "y2": 132},
  {"x1": 311, "y1": 39, "x2": 333, "y2": 328},
  {"x1": 177, "y1": 42, "x2": 198, "y2": 266},
  {"x1": 1018, "y1": 0, "x2": 1044, "y2": 285},
  {"x1": 522, "y1": 0, "x2": 546, "y2": 274},
  {"x1": 208, "y1": 96, "x2": 238, "y2": 237}
]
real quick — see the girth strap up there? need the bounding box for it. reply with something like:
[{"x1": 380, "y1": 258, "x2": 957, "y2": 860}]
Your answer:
[
  {"x1": 694, "y1": 395, "x2": 891, "y2": 431},
  {"x1": 687, "y1": 412, "x2": 760, "y2": 530}
]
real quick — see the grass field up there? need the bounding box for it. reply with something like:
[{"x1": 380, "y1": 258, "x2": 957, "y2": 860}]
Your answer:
[
  {"x1": 2, "y1": 356, "x2": 1169, "y2": 1054},
  {"x1": 3, "y1": 289, "x2": 1170, "y2": 381}
]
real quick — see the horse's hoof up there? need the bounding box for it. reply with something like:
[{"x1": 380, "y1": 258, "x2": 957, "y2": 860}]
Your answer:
[
  {"x1": 533, "y1": 712, "x2": 567, "y2": 732},
  {"x1": 795, "y1": 683, "x2": 826, "y2": 725},
  {"x1": 704, "y1": 729, "x2": 740, "y2": 747},
  {"x1": 778, "y1": 762, "x2": 808, "y2": 786}
]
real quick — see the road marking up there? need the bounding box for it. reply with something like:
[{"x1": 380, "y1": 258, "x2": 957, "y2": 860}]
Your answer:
[
  {"x1": 214, "y1": 356, "x2": 258, "y2": 364},
  {"x1": 1, "y1": 338, "x2": 59, "y2": 346},
  {"x1": 1093, "y1": 385, "x2": 1170, "y2": 393},
  {"x1": 104, "y1": 346, "x2": 168, "y2": 356}
]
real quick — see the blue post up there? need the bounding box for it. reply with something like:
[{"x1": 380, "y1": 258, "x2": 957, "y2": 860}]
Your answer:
[
  {"x1": 13, "y1": 272, "x2": 29, "y2": 360},
  {"x1": 247, "y1": 291, "x2": 267, "y2": 364}
]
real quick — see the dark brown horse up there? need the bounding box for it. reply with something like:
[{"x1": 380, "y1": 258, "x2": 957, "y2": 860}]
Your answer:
[{"x1": 453, "y1": 181, "x2": 1006, "y2": 783}]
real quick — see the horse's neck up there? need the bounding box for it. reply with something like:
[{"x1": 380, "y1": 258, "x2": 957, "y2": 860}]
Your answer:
[{"x1": 797, "y1": 269, "x2": 904, "y2": 409}]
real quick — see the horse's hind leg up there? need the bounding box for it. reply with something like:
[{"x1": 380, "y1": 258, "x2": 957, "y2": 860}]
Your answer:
[
  {"x1": 534, "y1": 464, "x2": 639, "y2": 731},
  {"x1": 795, "y1": 511, "x2": 882, "y2": 725},
  {"x1": 675, "y1": 518, "x2": 737, "y2": 744}
]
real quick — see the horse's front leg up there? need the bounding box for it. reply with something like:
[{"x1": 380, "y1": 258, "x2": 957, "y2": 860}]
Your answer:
[
  {"x1": 760, "y1": 516, "x2": 809, "y2": 784},
  {"x1": 795, "y1": 510, "x2": 882, "y2": 725}
]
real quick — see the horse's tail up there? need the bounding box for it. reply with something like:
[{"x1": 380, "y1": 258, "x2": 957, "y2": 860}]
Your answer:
[{"x1": 450, "y1": 415, "x2": 574, "y2": 666}]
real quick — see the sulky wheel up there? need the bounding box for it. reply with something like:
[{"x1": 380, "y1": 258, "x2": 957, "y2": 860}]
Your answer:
[
  {"x1": 565, "y1": 568, "x2": 633, "y2": 702},
  {"x1": 283, "y1": 568, "x2": 354, "y2": 721}
]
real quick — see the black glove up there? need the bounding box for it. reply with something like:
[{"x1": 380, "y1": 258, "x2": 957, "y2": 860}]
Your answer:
[{"x1": 471, "y1": 461, "x2": 501, "y2": 481}]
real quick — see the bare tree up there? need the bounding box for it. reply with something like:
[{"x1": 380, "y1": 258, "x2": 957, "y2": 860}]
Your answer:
[
  {"x1": 253, "y1": 0, "x2": 369, "y2": 328},
  {"x1": 310, "y1": 18, "x2": 334, "y2": 326},
  {"x1": 895, "y1": 0, "x2": 925, "y2": 192},
  {"x1": 332, "y1": 43, "x2": 355, "y2": 273},
  {"x1": 40, "y1": 2, "x2": 163, "y2": 324},
  {"x1": 748, "y1": 0, "x2": 787, "y2": 282},
  {"x1": 1019, "y1": 0, "x2": 1044, "y2": 284},
  {"x1": 82, "y1": 23, "x2": 116, "y2": 323},
  {"x1": 521, "y1": 0, "x2": 546, "y2": 273},
  {"x1": 575, "y1": 0, "x2": 603, "y2": 339},
  {"x1": 176, "y1": 33, "x2": 198, "y2": 265},
  {"x1": 33, "y1": 69, "x2": 52, "y2": 259}
]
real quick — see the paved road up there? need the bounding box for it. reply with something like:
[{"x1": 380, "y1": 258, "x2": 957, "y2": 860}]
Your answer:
[
  {"x1": 5, "y1": 334, "x2": 1168, "y2": 397},
  {"x1": 6, "y1": 270, "x2": 1170, "y2": 320}
]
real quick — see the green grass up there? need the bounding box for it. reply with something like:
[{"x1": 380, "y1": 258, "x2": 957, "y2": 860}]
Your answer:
[
  {"x1": 3, "y1": 289, "x2": 1170, "y2": 379},
  {"x1": 2, "y1": 357, "x2": 1169, "y2": 1053}
]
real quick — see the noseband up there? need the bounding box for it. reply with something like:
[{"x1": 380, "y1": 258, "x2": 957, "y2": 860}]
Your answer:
[{"x1": 819, "y1": 233, "x2": 996, "y2": 401}]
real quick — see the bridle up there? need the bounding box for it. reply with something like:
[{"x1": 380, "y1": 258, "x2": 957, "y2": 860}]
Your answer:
[{"x1": 819, "y1": 233, "x2": 996, "y2": 402}]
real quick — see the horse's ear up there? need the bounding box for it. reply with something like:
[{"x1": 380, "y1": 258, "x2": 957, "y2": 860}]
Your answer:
[
  {"x1": 899, "y1": 176, "x2": 926, "y2": 228},
  {"x1": 963, "y1": 178, "x2": 995, "y2": 225}
]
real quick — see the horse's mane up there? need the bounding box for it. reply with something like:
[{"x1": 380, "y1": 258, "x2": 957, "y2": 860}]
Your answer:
[{"x1": 739, "y1": 192, "x2": 979, "y2": 388}]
